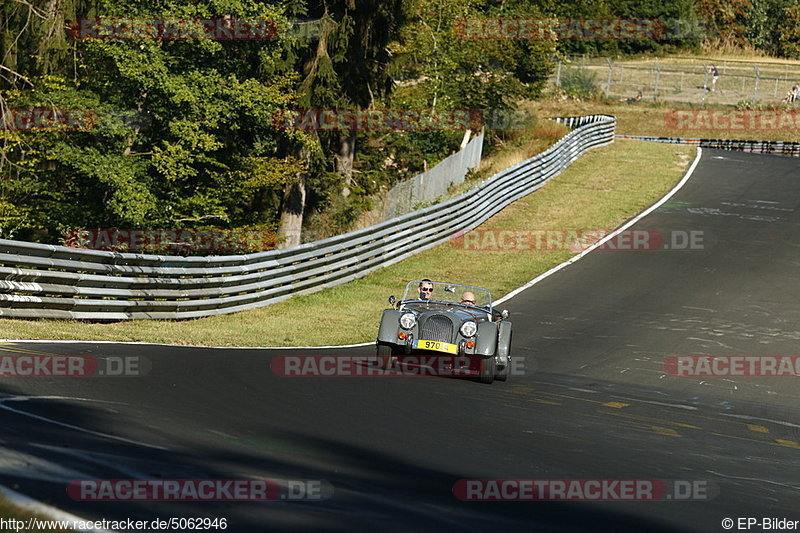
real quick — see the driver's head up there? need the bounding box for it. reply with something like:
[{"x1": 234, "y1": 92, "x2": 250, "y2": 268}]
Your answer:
[
  {"x1": 460, "y1": 291, "x2": 476, "y2": 305},
  {"x1": 419, "y1": 279, "x2": 433, "y2": 300}
]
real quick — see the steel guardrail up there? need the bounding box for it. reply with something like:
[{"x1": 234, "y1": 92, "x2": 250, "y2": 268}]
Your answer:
[{"x1": 0, "y1": 114, "x2": 616, "y2": 320}]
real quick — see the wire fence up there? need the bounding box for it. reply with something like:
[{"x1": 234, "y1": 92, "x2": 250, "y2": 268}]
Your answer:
[
  {"x1": 553, "y1": 56, "x2": 800, "y2": 106},
  {"x1": 382, "y1": 132, "x2": 484, "y2": 221}
]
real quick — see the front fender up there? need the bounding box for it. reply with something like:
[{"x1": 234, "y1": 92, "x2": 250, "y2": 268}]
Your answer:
[
  {"x1": 497, "y1": 321, "x2": 513, "y2": 359},
  {"x1": 377, "y1": 309, "x2": 403, "y2": 344},
  {"x1": 474, "y1": 321, "x2": 498, "y2": 356}
]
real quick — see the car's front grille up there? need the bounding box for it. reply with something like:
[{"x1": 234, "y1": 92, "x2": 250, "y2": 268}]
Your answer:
[{"x1": 421, "y1": 315, "x2": 453, "y2": 343}]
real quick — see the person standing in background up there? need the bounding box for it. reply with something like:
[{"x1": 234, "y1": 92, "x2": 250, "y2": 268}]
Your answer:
[{"x1": 707, "y1": 64, "x2": 719, "y2": 92}]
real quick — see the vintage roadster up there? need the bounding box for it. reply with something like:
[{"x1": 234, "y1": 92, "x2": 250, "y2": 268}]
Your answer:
[{"x1": 375, "y1": 281, "x2": 512, "y2": 384}]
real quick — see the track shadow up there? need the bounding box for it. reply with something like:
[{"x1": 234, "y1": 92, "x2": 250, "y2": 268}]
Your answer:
[{"x1": 0, "y1": 383, "x2": 697, "y2": 533}]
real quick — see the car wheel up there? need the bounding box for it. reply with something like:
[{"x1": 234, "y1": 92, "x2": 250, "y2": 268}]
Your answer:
[
  {"x1": 376, "y1": 342, "x2": 397, "y2": 370},
  {"x1": 479, "y1": 355, "x2": 496, "y2": 384},
  {"x1": 495, "y1": 355, "x2": 509, "y2": 382}
]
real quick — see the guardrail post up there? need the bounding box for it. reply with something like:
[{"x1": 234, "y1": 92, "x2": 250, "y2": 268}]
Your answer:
[{"x1": 606, "y1": 58, "x2": 613, "y2": 98}]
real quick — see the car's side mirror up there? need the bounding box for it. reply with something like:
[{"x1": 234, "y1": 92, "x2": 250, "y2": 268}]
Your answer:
[
  {"x1": 501, "y1": 309, "x2": 510, "y2": 319},
  {"x1": 388, "y1": 295, "x2": 396, "y2": 305}
]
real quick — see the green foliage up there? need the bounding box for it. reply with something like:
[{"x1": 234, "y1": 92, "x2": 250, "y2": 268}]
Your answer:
[
  {"x1": 1, "y1": 0, "x2": 308, "y2": 246},
  {"x1": 735, "y1": 99, "x2": 758, "y2": 110},
  {"x1": 559, "y1": 67, "x2": 600, "y2": 100},
  {"x1": 778, "y1": 4, "x2": 800, "y2": 58},
  {"x1": 695, "y1": 0, "x2": 800, "y2": 56},
  {"x1": 16, "y1": 0, "x2": 800, "y2": 247},
  {"x1": 393, "y1": 0, "x2": 554, "y2": 111}
]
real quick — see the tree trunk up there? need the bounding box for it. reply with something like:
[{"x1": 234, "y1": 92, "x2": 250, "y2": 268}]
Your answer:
[
  {"x1": 36, "y1": 0, "x2": 69, "y2": 76},
  {"x1": 277, "y1": 148, "x2": 310, "y2": 248},
  {"x1": 277, "y1": 177, "x2": 306, "y2": 248},
  {"x1": 335, "y1": 132, "x2": 356, "y2": 197}
]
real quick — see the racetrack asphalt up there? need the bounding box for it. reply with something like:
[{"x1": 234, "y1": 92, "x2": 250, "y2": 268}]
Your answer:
[{"x1": 1, "y1": 149, "x2": 799, "y2": 532}]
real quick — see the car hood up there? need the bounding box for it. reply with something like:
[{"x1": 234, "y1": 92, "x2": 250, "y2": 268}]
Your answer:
[{"x1": 404, "y1": 304, "x2": 489, "y2": 322}]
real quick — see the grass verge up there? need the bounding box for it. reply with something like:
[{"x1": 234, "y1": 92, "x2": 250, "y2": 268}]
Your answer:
[
  {"x1": 0, "y1": 138, "x2": 695, "y2": 346},
  {"x1": 0, "y1": 495, "x2": 73, "y2": 532}
]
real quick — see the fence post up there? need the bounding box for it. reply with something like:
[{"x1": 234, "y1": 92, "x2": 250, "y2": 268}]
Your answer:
[
  {"x1": 555, "y1": 60, "x2": 562, "y2": 87},
  {"x1": 653, "y1": 59, "x2": 660, "y2": 102},
  {"x1": 606, "y1": 58, "x2": 613, "y2": 98},
  {"x1": 752, "y1": 65, "x2": 760, "y2": 102}
]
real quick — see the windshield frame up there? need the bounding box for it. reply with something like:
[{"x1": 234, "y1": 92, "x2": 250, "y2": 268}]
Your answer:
[{"x1": 400, "y1": 280, "x2": 492, "y2": 312}]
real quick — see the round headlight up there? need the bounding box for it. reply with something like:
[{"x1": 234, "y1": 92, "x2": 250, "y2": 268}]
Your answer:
[
  {"x1": 460, "y1": 321, "x2": 477, "y2": 338},
  {"x1": 400, "y1": 313, "x2": 417, "y2": 330}
]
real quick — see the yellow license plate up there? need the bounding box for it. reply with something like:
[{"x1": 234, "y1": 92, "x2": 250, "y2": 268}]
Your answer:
[{"x1": 415, "y1": 339, "x2": 458, "y2": 354}]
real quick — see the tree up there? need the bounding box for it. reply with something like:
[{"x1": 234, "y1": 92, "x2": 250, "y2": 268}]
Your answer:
[
  {"x1": 392, "y1": 0, "x2": 554, "y2": 137},
  {"x1": 1, "y1": 0, "x2": 306, "y2": 246},
  {"x1": 776, "y1": 2, "x2": 800, "y2": 57},
  {"x1": 272, "y1": 0, "x2": 405, "y2": 248}
]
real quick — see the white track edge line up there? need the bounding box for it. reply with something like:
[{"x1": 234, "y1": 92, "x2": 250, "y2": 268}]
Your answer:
[
  {"x1": 494, "y1": 146, "x2": 703, "y2": 306},
  {"x1": 0, "y1": 339, "x2": 373, "y2": 350},
  {"x1": 2, "y1": 147, "x2": 703, "y2": 350}
]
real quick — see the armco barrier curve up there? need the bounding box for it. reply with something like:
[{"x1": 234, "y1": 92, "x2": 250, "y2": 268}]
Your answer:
[
  {"x1": 616, "y1": 134, "x2": 800, "y2": 157},
  {"x1": 0, "y1": 115, "x2": 615, "y2": 320}
]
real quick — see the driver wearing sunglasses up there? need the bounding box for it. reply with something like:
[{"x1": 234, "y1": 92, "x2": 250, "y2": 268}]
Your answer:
[{"x1": 418, "y1": 279, "x2": 434, "y2": 300}]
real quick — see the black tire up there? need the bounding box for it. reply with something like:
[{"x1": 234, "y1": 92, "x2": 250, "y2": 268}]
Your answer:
[
  {"x1": 479, "y1": 355, "x2": 496, "y2": 384},
  {"x1": 376, "y1": 343, "x2": 397, "y2": 370},
  {"x1": 495, "y1": 355, "x2": 509, "y2": 382}
]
